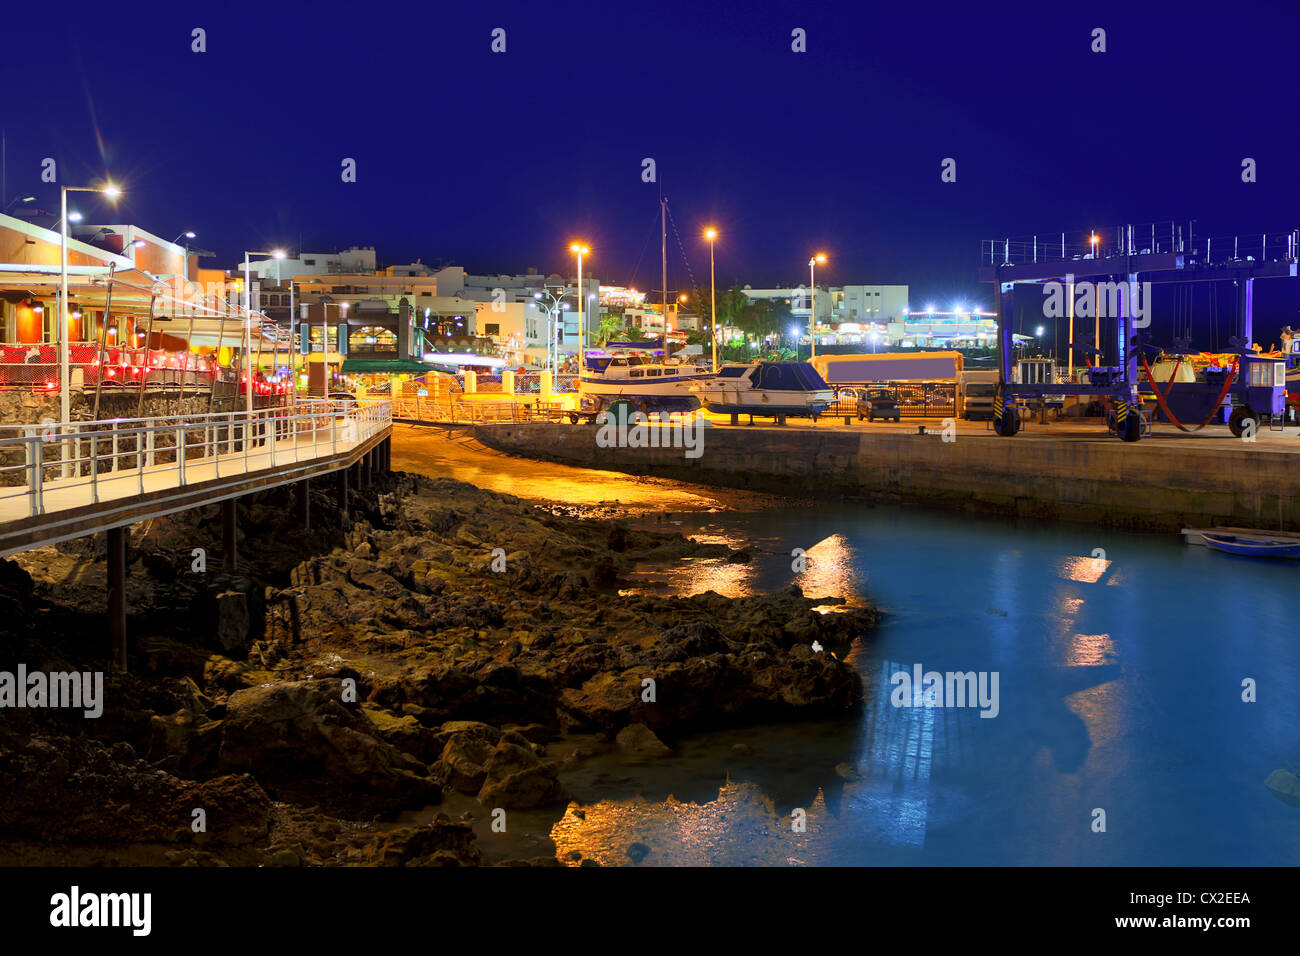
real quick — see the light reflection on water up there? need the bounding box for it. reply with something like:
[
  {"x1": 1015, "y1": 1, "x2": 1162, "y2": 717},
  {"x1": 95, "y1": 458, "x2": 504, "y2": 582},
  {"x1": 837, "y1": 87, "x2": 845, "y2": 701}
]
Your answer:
[{"x1": 545, "y1": 504, "x2": 1300, "y2": 866}]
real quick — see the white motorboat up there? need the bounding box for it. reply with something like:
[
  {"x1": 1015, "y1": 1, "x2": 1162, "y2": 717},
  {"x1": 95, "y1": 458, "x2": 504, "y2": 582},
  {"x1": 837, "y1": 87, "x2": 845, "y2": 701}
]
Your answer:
[
  {"x1": 580, "y1": 351, "x2": 710, "y2": 413},
  {"x1": 695, "y1": 362, "x2": 835, "y2": 419}
]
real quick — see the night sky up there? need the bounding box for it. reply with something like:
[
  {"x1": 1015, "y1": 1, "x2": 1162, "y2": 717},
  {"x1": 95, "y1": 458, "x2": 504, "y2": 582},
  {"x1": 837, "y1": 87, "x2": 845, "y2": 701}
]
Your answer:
[{"x1": 4, "y1": 0, "x2": 1300, "y2": 340}]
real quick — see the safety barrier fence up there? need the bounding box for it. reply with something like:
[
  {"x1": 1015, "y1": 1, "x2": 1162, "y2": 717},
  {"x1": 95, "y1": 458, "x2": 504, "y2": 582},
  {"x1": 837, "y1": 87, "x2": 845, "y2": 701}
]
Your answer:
[
  {"x1": 0, "y1": 399, "x2": 391, "y2": 519},
  {"x1": 392, "y1": 396, "x2": 565, "y2": 425}
]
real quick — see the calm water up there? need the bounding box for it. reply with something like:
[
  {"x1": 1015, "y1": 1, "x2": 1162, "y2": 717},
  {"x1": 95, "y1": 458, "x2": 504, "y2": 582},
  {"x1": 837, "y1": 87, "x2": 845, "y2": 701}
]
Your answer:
[{"x1": 475, "y1": 503, "x2": 1300, "y2": 866}]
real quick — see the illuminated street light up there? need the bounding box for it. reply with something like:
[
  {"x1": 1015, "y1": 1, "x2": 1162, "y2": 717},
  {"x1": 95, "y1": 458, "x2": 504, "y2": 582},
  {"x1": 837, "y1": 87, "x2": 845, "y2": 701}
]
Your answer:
[
  {"x1": 60, "y1": 182, "x2": 121, "y2": 441},
  {"x1": 808, "y1": 253, "x2": 827, "y2": 360},
  {"x1": 704, "y1": 227, "x2": 718, "y2": 371},
  {"x1": 532, "y1": 286, "x2": 572, "y2": 378},
  {"x1": 243, "y1": 249, "x2": 288, "y2": 413},
  {"x1": 570, "y1": 242, "x2": 589, "y2": 370}
]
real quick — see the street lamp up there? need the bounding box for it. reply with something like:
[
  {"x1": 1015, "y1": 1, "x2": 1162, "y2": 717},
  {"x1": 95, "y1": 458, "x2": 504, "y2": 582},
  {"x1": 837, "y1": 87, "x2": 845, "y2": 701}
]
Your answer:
[
  {"x1": 318, "y1": 300, "x2": 349, "y2": 396},
  {"x1": 808, "y1": 253, "x2": 827, "y2": 360},
  {"x1": 60, "y1": 182, "x2": 121, "y2": 432},
  {"x1": 243, "y1": 249, "x2": 286, "y2": 413},
  {"x1": 704, "y1": 227, "x2": 718, "y2": 372},
  {"x1": 569, "y1": 242, "x2": 589, "y2": 371},
  {"x1": 3, "y1": 195, "x2": 35, "y2": 213},
  {"x1": 532, "y1": 288, "x2": 571, "y2": 378}
]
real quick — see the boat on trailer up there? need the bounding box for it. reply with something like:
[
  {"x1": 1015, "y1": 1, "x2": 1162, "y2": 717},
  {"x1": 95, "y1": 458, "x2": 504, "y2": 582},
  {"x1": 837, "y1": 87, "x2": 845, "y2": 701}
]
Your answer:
[
  {"x1": 695, "y1": 362, "x2": 834, "y2": 420},
  {"x1": 579, "y1": 350, "x2": 709, "y2": 414},
  {"x1": 1201, "y1": 532, "x2": 1300, "y2": 559}
]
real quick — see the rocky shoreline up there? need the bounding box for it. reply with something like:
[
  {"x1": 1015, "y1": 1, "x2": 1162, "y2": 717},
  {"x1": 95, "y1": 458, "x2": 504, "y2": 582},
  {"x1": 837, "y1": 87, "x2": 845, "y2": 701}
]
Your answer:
[{"x1": 0, "y1": 470, "x2": 875, "y2": 866}]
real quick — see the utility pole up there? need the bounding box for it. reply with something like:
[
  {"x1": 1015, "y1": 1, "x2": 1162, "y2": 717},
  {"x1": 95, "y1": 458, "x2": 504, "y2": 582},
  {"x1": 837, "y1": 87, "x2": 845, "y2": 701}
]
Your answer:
[{"x1": 661, "y1": 196, "x2": 668, "y2": 357}]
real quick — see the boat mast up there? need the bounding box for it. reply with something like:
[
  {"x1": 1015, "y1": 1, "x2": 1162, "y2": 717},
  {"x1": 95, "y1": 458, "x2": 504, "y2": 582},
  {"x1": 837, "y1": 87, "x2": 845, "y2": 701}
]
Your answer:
[{"x1": 661, "y1": 195, "x2": 668, "y2": 358}]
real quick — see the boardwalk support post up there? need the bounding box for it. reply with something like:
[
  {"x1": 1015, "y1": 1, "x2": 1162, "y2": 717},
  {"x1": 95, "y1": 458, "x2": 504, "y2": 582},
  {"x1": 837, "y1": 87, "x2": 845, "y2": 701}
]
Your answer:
[
  {"x1": 222, "y1": 498, "x2": 237, "y2": 572},
  {"x1": 337, "y1": 467, "x2": 349, "y2": 519},
  {"x1": 299, "y1": 477, "x2": 310, "y2": 529},
  {"x1": 107, "y1": 526, "x2": 127, "y2": 672}
]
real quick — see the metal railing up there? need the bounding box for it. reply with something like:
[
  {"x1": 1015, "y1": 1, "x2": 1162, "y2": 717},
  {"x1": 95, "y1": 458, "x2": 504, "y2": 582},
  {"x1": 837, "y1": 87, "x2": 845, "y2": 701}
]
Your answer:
[
  {"x1": 830, "y1": 384, "x2": 957, "y2": 419},
  {"x1": 0, "y1": 399, "x2": 391, "y2": 520},
  {"x1": 983, "y1": 223, "x2": 1300, "y2": 267},
  {"x1": 392, "y1": 396, "x2": 563, "y2": 424}
]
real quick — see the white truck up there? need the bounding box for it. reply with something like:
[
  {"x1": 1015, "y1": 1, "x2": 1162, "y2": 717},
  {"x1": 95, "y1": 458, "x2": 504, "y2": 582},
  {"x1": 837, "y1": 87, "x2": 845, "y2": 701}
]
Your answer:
[{"x1": 959, "y1": 370, "x2": 999, "y2": 420}]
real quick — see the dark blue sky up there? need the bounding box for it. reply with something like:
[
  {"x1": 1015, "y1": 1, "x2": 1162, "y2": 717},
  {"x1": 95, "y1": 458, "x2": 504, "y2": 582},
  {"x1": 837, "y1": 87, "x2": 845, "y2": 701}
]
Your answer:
[{"x1": 4, "y1": 0, "x2": 1300, "y2": 337}]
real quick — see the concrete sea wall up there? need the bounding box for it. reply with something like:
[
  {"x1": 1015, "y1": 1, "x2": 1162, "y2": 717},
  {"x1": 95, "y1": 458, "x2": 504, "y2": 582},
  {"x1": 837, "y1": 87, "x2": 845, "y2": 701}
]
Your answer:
[{"x1": 474, "y1": 422, "x2": 1300, "y2": 532}]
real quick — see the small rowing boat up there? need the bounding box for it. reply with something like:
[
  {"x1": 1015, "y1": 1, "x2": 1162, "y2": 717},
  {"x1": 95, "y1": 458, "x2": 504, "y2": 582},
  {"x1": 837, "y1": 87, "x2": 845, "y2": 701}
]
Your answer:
[{"x1": 1202, "y1": 532, "x2": 1300, "y2": 559}]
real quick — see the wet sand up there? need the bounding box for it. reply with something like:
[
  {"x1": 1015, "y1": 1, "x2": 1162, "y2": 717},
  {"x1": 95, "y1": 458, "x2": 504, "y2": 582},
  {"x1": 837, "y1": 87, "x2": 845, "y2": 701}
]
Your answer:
[{"x1": 391, "y1": 422, "x2": 789, "y2": 517}]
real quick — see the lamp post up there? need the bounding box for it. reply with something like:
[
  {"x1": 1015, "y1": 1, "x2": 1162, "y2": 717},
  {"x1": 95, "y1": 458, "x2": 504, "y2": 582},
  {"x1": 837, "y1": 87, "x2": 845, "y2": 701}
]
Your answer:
[
  {"x1": 1089, "y1": 231, "x2": 1100, "y2": 359},
  {"x1": 532, "y1": 287, "x2": 571, "y2": 378},
  {"x1": 808, "y1": 253, "x2": 826, "y2": 361},
  {"x1": 60, "y1": 183, "x2": 121, "y2": 430},
  {"x1": 569, "y1": 242, "x2": 589, "y2": 372},
  {"x1": 704, "y1": 228, "x2": 718, "y2": 371},
  {"x1": 320, "y1": 300, "x2": 349, "y2": 396},
  {"x1": 243, "y1": 249, "x2": 286, "y2": 413}
]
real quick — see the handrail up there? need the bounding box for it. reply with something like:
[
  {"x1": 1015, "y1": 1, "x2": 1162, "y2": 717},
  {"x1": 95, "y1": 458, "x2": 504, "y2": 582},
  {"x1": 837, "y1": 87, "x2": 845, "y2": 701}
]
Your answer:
[
  {"x1": 0, "y1": 398, "x2": 391, "y2": 520},
  {"x1": 390, "y1": 395, "x2": 564, "y2": 425}
]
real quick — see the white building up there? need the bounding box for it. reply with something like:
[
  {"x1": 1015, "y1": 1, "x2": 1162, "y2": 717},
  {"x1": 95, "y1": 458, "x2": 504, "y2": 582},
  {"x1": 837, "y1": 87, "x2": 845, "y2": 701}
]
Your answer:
[
  {"x1": 239, "y1": 245, "x2": 377, "y2": 280},
  {"x1": 833, "y1": 285, "x2": 910, "y2": 324}
]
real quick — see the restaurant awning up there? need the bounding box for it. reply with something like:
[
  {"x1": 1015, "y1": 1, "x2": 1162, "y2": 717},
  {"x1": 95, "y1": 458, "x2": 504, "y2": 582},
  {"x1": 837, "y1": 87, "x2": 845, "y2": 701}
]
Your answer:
[{"x1": 340, "y1": 358, "x2": 434, "y2": 374}]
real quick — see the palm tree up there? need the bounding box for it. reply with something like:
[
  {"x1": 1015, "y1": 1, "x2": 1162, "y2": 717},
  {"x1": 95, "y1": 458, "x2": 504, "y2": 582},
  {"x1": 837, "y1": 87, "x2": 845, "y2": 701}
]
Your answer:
[{"x1": 595, "y1": 312, "x2": 625, "y2": 345}]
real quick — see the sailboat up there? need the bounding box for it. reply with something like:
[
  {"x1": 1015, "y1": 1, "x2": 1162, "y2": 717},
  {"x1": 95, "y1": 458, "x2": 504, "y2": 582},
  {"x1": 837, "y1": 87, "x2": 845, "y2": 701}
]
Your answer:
[{"x1": 578, "y1": 197, "x2": 711, "y2": 414}]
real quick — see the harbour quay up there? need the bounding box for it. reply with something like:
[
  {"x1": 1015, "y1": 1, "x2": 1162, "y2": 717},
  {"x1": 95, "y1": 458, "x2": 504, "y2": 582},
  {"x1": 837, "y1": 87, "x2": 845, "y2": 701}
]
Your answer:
[{"x1": 474, "y1": 418, "x2": 1300, "y2": 532}]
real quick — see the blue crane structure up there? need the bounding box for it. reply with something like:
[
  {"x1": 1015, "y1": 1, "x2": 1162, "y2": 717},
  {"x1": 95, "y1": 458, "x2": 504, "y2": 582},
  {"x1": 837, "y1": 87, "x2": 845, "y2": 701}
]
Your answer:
[{"x1": 979, "y1": 222, "x2": 1298, "y2": 441}]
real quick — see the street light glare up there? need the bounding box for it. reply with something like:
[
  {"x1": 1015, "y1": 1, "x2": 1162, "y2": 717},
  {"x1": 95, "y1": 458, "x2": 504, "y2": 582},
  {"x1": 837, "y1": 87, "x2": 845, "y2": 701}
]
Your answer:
[
  {"x1": 815, "y1": 253, "x2": 827, "y2": 263},
  {"x1": 272, "y1": 249, "x2": 286, "y2": 259},
  {"x1": 569, "y1": 242, "x2": 589, "y2": 255},
  {"x1": 67, "y1": 212, "x2": 83, "y2": 223},
  {"x1": 101, "y1": 185, "x2": 122, "y2": 199},
  {"x1": 185, "y1": 231, "x2": 196, "y2": 239},
  {"x1": 704, "y1": 228, "x2": 717, "y2": 241}
]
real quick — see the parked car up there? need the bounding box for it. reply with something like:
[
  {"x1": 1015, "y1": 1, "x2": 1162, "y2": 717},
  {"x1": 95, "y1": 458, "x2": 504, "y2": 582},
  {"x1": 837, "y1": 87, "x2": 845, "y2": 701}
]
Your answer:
[{"x1": 857, "y1": 388, "x2": 901, "y2": 422}]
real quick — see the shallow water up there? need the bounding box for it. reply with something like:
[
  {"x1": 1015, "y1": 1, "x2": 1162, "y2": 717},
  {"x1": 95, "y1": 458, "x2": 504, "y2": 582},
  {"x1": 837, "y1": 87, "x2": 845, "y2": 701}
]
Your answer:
[
  {"x1": 497, "y1": 503, "x2": 1300, "y2": 866},
  {"x1": 398, "y1": 431, "x2": 1300, "y2": 865}
]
